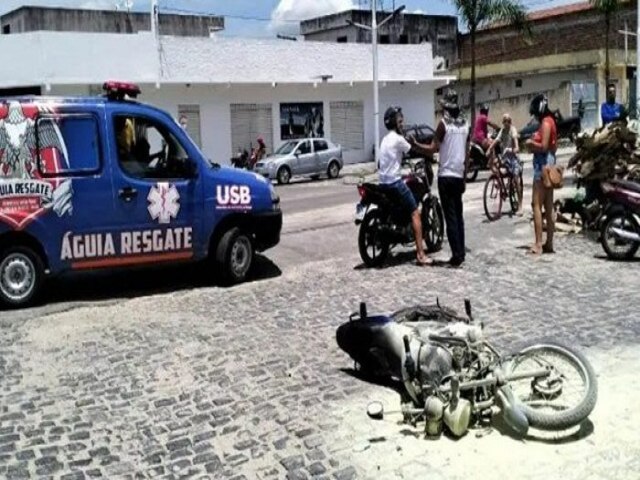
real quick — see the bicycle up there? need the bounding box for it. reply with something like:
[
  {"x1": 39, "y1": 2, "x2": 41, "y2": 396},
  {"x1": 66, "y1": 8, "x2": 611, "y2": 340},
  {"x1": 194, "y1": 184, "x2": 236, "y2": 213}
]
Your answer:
[{"x1": 483, "y1": 149, "x2": 524, "y2": 221}]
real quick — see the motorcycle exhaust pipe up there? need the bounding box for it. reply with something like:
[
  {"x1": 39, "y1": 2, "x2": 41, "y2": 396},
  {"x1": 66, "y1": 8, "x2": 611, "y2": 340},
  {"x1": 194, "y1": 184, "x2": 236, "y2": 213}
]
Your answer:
[{"x1": 610, "y1": 227, "x2": 640, "y2": 242}]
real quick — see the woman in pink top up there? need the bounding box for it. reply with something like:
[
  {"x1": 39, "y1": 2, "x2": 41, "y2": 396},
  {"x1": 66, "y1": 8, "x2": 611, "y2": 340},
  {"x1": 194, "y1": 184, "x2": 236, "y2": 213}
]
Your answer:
[{"x1": 472, "y1": 105, "x2": 499, "y2": 151}]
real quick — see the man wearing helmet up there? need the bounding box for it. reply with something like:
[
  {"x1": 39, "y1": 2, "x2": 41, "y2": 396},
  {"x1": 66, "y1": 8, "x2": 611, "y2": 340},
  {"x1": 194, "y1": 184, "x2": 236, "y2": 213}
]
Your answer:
[
  {"x1": 421, "y1": 90, "x2": 470, "y2": 267},
  {"x1": 379, "y1": 106, "x2": 432, "y2": 265}
]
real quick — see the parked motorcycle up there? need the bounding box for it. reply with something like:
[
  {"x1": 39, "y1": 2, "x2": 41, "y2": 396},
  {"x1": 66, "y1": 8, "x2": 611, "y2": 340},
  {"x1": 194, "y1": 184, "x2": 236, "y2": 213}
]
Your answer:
[
  {"x1": 467, "y1": 132, "x2": 498, "y2": 183},
  {"x1": 336, "y1": 300, "x2": 598, "y2": 438},
  {"x1": 600, "y1": 179, "x2": 640, "y2": 260},
  {"x1": 355, "y1": 158, "x2": 444, "y2": 267}
]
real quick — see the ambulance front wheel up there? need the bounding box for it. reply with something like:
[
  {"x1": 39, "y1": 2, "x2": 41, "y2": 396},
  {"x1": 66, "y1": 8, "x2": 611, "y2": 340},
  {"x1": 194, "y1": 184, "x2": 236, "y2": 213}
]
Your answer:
[
  {"x1": 0, "y1": 246, "x2": 45, "y2": 309},
  {"x1": 216, "y1": 227, "x2": 254, "y2": 284}
]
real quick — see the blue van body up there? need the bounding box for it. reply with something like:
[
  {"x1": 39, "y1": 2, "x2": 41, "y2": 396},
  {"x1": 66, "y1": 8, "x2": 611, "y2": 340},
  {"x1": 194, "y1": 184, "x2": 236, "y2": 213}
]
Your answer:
[{"x1": 0, "y1": 89, "x2": 281, "y2": 306}]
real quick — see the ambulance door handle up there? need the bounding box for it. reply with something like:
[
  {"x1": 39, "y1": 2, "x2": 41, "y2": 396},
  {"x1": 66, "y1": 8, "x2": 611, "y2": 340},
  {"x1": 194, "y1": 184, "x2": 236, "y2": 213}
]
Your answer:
[{"x1": 118, "y1": 186, "x2": 138, "y2": 202}]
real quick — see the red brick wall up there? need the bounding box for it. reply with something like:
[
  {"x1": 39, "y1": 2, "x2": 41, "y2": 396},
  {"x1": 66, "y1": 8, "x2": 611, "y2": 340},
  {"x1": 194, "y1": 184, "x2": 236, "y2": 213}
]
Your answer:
[{"x1": 456, "y1": 3, "x2": 637, "y2": 68}]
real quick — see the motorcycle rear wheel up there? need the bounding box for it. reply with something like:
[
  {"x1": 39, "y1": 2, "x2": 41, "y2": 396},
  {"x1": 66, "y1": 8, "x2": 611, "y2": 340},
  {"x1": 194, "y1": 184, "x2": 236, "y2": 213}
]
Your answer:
[
  {"x1": 600, "y1": 212, "x2": 640, "y2": 260},
  {"x1": 505, "y1": 341, "x2": 597, "y2": 431},
  {"x1": 465, "y1": 167, "x2": 479, "y2": 183},
  {"x1": 358, "y1": 209, "x2": 390, "y2": 268},
  {"x1": 422, "y1": 198, "x2": 444, "y2": 252}
]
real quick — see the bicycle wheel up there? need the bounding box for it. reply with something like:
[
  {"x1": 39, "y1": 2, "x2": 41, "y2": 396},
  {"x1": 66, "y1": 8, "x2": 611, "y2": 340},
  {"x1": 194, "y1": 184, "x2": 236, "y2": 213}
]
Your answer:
[
  {"x1": 509, "y1": 174, "x2": 523, "y2": 214},
  {"x1": 483, "y1": 174, "x2": 503, "y2": 221},
  {"x1": 504, "y1": 341, "x2": 597, "y2": 431}
]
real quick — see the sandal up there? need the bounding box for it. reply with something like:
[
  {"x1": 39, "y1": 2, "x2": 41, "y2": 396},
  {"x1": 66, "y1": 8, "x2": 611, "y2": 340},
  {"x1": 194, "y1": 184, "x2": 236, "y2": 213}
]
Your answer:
[
  {"x1": 416, "y1": 256, "x2": 434, "y2": 266},
  {"x1": 542, "y1": 244, "x2": 555, "y2": 254},
  {"x1": 528, "y1": 245, "x2": 542, "y2": 255}
]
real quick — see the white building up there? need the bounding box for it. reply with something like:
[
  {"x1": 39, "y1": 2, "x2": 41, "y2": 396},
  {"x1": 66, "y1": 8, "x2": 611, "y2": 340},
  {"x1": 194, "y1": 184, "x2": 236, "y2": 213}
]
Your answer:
[{"x1": 0, "y1": 31, "x2": 452, "y2": 164}]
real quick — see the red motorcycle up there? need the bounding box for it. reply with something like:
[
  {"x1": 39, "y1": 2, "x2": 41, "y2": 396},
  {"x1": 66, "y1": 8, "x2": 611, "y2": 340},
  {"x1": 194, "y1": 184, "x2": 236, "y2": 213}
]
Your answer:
[
  {"x1": 355, "y1": 159, "x2": 444, "y2": 267},
  {"x1": 600, "y1": 179, "x2": 640, "y2": 260}
]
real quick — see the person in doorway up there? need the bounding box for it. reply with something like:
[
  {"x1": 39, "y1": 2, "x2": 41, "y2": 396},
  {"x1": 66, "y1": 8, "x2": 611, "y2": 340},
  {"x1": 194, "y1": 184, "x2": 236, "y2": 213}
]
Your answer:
[
  {"x1": 378, "y1": 106, "x2": 432, "y2": 266},
  {"x1": 472, "y1": 104, "x2": 499, "y2": 152},
  {"x1": 526, "y1": 93, "x2": 557, "y2": 255},
  {"x1": 600, "y1": 83, "x2": 626, "y2": 125},
  {"x1": 423, "y1": 90, "x2": 470, "y2": 267},
  {"x1": 179, "y1": 115, "x2": 189, "y2": 130}
]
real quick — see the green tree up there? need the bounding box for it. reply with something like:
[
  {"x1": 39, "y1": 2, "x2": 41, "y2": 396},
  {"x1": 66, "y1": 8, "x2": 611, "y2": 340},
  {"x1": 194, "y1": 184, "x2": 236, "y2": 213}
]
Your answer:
[
  {"x1": 590, "y1": 0, "x2": 622, "y2": 84},
  {"x1": 453, "y1": 0, "x2": 529, "y2": 127}
]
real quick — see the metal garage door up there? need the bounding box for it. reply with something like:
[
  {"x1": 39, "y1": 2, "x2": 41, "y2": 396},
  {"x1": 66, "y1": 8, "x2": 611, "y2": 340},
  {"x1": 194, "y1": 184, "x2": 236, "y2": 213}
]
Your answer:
[
  {"x1": 230, "y1": 104, "x2": 273, "y2": 155},
  {"x1": 330, "y1": 101, "x2": 364, "y2": 150},
  {"x1": 178, "y1": 105, "x2": 202, "y2": 148}
]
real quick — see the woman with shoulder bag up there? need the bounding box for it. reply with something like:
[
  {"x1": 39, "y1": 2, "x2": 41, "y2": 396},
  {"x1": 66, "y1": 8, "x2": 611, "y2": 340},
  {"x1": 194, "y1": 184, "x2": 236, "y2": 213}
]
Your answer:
[{"x1": 525, "y1": 94, "x2": 558, "y2": 255}]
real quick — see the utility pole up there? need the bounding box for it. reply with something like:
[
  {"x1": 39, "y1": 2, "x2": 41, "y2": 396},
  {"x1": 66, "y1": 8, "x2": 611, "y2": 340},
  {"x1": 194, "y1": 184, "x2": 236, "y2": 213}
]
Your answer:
[
  {"x1": 637, "y1": 1, "x2": 639, "y2": 118},
  {"x1": 347, "y1": 3, "x2": 405, "y2": 165},
  {"x1": 151, "y1": 0, "x2": 159, "y2": 37}
]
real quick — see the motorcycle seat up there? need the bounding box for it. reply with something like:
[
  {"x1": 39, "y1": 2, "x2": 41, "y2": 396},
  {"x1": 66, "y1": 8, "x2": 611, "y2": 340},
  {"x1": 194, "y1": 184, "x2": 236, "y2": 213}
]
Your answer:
[{"x1": 613, "y1": 180, "x2": 640, "y2": 194}]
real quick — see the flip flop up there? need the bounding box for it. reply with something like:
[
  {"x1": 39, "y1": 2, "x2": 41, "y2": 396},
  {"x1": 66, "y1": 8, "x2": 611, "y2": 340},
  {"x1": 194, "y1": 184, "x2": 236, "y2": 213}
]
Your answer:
[
  {"x1": 416, "y1": 257, "x2": 434, "y2": 266},
  {"x1": 528, "y1": 246, "x2": 542, "y2": 255}
]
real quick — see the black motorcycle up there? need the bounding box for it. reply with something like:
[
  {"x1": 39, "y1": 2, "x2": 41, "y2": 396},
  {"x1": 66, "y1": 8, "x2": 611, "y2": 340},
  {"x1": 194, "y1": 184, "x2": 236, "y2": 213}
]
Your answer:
[
  {"x1": 600, "y1": 179, "x2": 640, "y2": 260},
  {"x1": 466, "y1": 132, "x2": 499, "y2": 183},
  {"x1": 337, "y1": 300, "x2": 598, "y2": 438},
  {"x1": 355, "y1": 158, "x2": 444, "y2": 267}
]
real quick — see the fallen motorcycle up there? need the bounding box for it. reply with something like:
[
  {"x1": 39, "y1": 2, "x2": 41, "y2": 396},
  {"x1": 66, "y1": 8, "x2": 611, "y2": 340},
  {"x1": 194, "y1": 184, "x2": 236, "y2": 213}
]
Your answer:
[
  {"x1": 600, "y1": 179, "x2": 640, "y2": 260},
  {"x1": 336, "y1": 300, "x2": 598, "y2": 438},
  {"x1": 355, "y1": 158, "x2": 444, "y2": 267}
]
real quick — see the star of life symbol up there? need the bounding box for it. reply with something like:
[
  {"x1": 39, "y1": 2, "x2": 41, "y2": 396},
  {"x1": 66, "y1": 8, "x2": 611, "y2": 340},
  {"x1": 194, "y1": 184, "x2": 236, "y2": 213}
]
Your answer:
[{"x1": 147, "y1": 182, "x2": 180, "y2": 224}]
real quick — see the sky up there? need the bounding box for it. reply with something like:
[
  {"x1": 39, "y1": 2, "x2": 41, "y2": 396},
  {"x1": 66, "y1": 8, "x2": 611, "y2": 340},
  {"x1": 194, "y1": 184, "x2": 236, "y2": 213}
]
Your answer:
[{"x1": 0, "y1": 0, "x2": 584, "y2": 37}]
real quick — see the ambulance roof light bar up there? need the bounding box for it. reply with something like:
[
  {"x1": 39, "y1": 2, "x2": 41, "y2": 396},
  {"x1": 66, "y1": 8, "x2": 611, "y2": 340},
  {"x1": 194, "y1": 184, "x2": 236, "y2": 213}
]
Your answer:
[{"x1": 103, "y1": 81, "x2": 141, "y2": 101}]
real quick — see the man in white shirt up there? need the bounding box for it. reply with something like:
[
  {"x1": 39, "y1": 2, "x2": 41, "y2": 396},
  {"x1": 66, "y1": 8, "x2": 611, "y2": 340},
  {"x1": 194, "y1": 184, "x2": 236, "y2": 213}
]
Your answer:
[
  {"x1": 423, "y1": 90, "x2": 470, "y2": 267},
  {"x1": 379, "y1": 107, "x2": 432, "y2": 266}
]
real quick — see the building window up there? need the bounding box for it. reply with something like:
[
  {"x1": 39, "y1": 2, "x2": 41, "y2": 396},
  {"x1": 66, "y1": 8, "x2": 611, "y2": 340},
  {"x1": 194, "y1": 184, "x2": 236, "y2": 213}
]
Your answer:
[
  {"x1": 515, "y1": 79, "x2": 523, "y2": 88},
  {"x1": 337, "y1": 36, "x2": 348, "y2": 43},
  {"x1": 379, "y1": 35, "x2": 390, "y2": 44},
  {"x1": 399, "y1": 34, "x2": 409, "y2": 44},
  {"x1": 37, "y1": 114, "x2": 101, "y2": 176},
  {"x1": 177, "y1": 105, "x2": 202, "y2": 148},
  {"x1": 2, "y1": 24, "x2": 10, "y2": 34},
  {"x1": 330, "y1": 101, "x2": 364, "y2": 151}
]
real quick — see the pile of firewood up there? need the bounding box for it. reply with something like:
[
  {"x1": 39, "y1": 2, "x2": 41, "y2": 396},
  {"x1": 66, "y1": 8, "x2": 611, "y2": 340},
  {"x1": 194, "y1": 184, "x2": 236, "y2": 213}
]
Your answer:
[{"x1": 568, "y1": 120, "x2": 640, "y2": 181}]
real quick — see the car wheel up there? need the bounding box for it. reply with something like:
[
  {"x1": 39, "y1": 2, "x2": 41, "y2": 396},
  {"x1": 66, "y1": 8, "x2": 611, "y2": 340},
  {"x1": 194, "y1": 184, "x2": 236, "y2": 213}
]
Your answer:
[
  {"x1": 216, "y1": 227, "x2": 254, "y2": 285},
  {"x1": 327, "y1": 161, "x2": 340, "y2": 179},
  {"x1": 277, "y1": 166, "x2": 291, "y2": 185},
  {"x1": 0, "y1": 246, "x2": 45, "y2": 308}
]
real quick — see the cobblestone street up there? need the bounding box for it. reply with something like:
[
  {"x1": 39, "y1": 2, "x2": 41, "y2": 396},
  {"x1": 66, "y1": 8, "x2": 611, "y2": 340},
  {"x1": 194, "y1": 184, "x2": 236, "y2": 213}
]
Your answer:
[{"x1": 1, "y1": 169, "x2": 640, "y2": 479}]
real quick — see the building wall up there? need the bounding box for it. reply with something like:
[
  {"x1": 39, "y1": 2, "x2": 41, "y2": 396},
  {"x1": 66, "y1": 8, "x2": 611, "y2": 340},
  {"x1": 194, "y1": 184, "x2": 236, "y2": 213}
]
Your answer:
[
  {"x1": 457, "y1": 3, "x2": 637, "y2": 68},
  {"x1": 301, "y1": 11, "x2": 457, "y2": 67},
  {"x1": 0, "y1": 7, "x2": 224, "y2": 36},
  {"x1": 49, "y1": 82, "x2": 437, "y2": 165}
]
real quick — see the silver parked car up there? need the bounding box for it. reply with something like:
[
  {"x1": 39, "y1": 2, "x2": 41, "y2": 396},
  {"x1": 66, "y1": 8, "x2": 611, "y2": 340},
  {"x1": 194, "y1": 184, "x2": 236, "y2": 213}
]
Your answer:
[{"x1": 254, "y1": 138, "x2": 343, "y2": 185}]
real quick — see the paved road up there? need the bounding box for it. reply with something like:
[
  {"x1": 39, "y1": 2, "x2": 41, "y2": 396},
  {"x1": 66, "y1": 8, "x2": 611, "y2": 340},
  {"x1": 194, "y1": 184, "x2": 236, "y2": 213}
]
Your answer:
[{"x1": 2, "y1": 150, "x2": 639, "y2": 479}]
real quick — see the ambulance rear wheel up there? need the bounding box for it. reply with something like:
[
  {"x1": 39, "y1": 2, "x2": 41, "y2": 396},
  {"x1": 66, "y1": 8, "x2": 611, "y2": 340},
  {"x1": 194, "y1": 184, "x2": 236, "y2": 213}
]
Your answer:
[
  {"x1": 0, "y1": 246, "x2": 44, "y2": 308},
  {"x1": 216, "y1": 227, "x2": 254, "y2": 285}
]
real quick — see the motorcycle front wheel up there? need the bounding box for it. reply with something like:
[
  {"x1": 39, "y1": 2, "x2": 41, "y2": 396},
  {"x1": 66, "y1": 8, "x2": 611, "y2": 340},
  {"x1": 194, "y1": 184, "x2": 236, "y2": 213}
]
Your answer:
[
  {"x1": 358, "y1": 209, "x2": 390, "y2": 268},
  {"x1": 504, "y1": 341, "x2": 598, "y2": 431},
  {"x1": 600, "y1": 212, "x2": 640, "y2": 260}
]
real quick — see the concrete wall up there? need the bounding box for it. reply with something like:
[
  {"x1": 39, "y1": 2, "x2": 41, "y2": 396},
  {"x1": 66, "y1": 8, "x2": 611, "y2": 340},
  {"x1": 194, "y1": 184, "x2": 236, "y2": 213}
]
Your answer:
[
  {"x1": 301, "y1": 11, "x2": 457, "y2": 68},
  {"x1": 49, "y1": 82, "x2": 437, "y2": 166},
  {"x1": 0, "y1": 7, "x2": 224, "y2": 36}
]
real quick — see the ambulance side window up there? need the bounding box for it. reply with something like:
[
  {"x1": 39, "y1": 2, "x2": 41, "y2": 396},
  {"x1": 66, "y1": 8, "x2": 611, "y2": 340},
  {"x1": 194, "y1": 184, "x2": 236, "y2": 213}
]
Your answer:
[
  {"x1": 114, "y1": 115, "x2": 190, "y2": 180},
  {"x1": 36, "y1": 114, "x2": 101, "y2": 177}
]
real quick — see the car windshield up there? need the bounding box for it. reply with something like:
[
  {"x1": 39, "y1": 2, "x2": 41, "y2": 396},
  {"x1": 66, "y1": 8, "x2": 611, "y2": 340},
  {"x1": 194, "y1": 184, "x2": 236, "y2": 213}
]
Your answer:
[{"x1": 275, "y1": 141, "x2": 299, "y2": 155}]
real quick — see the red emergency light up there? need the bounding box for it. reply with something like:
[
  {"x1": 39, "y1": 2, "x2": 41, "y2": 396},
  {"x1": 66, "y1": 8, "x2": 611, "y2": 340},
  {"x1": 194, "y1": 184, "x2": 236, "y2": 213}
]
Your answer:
[{"x1": 103, "y1": 81, "x2": 141, "y2": 100}]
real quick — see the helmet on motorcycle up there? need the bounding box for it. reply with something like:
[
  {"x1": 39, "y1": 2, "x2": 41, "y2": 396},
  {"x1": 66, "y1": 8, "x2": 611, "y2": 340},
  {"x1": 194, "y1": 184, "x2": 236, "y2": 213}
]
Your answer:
[
  {"x1": 479, "y1": 104, "x2": 489, "y2": 115},
  {"x1": 384, "y1": 106, "x2": 402, "y2": 131},
  {"x1": 439, "y1": 89, "x2": 461, "y2": 119},
  {"x1": 529, "y1": 94, "x2": 549, "y2": 118},
  {"x1": 257, "y1": 136, "x2": 265, "y2": 144}
]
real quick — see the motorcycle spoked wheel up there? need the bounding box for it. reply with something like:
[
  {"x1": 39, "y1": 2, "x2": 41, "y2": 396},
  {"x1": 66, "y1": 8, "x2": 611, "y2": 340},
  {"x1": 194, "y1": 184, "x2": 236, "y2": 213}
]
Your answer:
[
  {"x1": 600, "y1": 212, "x2": 640, "y2": 260},
  {"x1": 422, "y1": 199, "x2": 444, "y2": 252},
  {"x1": 358, "y1": 209, "x2": 390, "y2": 268},
  {"x1": 504, "y1": 341, "x2": 598, "y2": 431}
]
